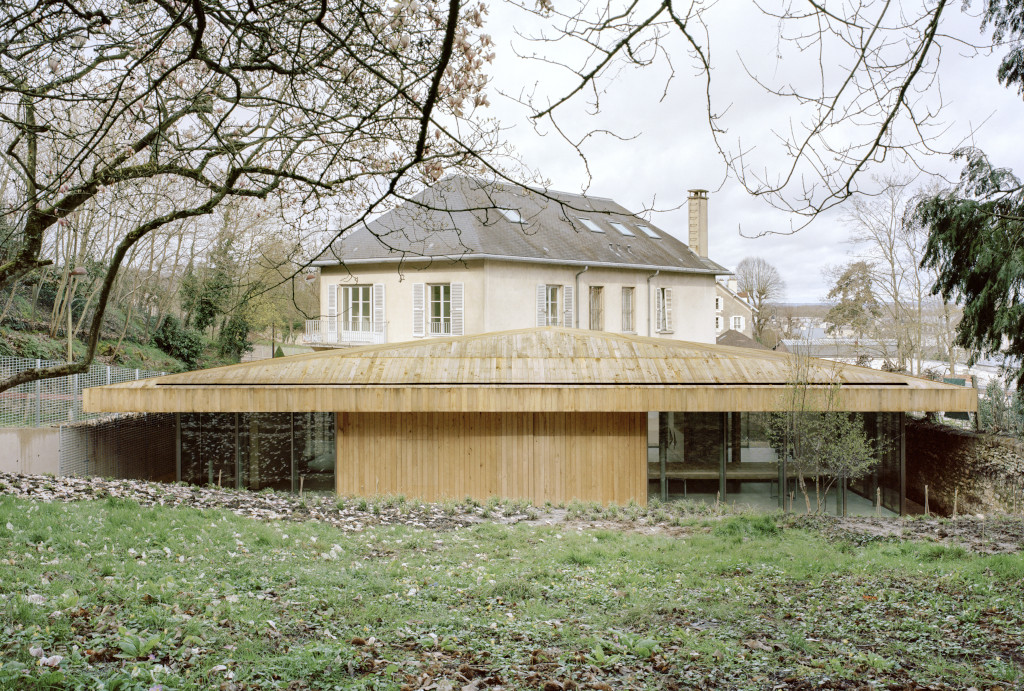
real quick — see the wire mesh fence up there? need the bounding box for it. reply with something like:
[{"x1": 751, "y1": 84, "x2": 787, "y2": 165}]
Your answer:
[
  {"x1": 59, "y1": 413, "x2": 176, "y2": 480},
  {"x1": 0, "y1": 356, "x2": 166, "y2": 427}
]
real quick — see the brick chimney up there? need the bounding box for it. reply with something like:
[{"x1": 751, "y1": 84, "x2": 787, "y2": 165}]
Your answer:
[{"x1": 688, "y1": 189, "x2": 709, "y2": 258}]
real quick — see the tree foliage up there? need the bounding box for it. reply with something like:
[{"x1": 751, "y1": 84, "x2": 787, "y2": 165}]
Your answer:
[
  {"x1": 766, "y1": 353, "x2": 881, "y2": 515},
  {"x1": 911, "y1": 0, "x2": 1024, "y2": 386},
  {"x1": 824, "y1": 261, "x2": 882, "y2": 341},
  {"x1": 153, "y1": 314, "x2": 203, "y2": 368},
  {"x1": 217, "y1": 310, "x2": 253, "y2": 361},
  {"x1": 916, "y1": 148, "x2": 1024, "y2": 387}
]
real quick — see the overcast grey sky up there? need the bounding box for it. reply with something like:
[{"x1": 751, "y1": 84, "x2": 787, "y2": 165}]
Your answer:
[{"x1": 480, "y1": 1, "x2": 1023, "y2": 302}]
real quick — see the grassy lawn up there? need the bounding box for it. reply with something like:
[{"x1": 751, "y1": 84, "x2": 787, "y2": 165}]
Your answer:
[{"x1": 0, "y1": 495, "x2": 1021, "y2": 690}]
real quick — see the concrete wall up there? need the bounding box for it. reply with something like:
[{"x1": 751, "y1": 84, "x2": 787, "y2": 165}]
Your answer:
[
  {"x1": 0, "y1": 427, "x2": 60, "y2": 475},
  {"x1": 321, "y1": 259, "x2": 717, "y2": 344},
  {"x1": 906, "y1": 419, "x2": 1024, "y2": 515}
]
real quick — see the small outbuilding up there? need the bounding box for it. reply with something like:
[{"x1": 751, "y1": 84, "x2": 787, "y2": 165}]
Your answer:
[{"x1": 84, "y1": 328, "x2": 976, "y2": 513}]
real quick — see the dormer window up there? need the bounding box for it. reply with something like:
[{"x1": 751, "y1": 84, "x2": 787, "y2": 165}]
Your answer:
[
  {"x1": 608, "y1": 221, "x2": 635, "y2": 237},
  {"x1": 498, "y1": 208, "x2": 523, "y2": 223},
  {"x1": 637, "y1": 225, "x2": 660, "y2": 238},
  {"x1": 577, "y1": 218, "x2": 603, "y2": 232}
]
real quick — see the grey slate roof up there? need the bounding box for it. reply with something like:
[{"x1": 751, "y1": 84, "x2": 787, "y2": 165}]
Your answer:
[
  {"x1": 777, "y1": 338, "x2": 897, "y2": 360},
  {"x1": 716, "y1": 329, "x2": 768, "y2": 350},
  {"x1": 314, "y1": 176, "x2": 728, "y2": 274}
]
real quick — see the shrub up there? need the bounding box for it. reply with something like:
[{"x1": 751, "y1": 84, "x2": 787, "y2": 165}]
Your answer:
[
  {"x1": 153, "y1": 315, "x2": 204, "y2": 368},
  {"x1": 217, "y1": 311, "x2": 253, "y2": 360}
]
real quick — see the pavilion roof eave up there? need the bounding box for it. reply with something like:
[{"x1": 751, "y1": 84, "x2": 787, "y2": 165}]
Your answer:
[
  {"x1": 83, "y1": 381, "x2": 977, "y2": 414},
  {"x1": 81, "y1": 328, "x2": 977, "y2": 415}
]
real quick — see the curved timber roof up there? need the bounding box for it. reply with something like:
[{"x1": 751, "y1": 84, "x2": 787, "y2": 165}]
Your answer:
[{"x1": 83, "y1": 328, "x2": 977, "y2": 413}]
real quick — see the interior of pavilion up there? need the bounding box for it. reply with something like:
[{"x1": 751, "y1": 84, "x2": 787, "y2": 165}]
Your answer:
[
  {"x1": 179, "y1": 413, "x2": 336, "y2": 493},
  {"x1": 646, "y1": 412, "x2": 902, "y2": 516},
  {"x1": 176, "y1": 409, "x2": 903, "y2": 515}
]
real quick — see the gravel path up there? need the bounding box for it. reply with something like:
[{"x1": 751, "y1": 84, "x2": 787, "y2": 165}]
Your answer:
[
  {"x1": 0, "y1": 472, "x2": 480, "y2": 531},
  {"x1": 2, "y1": 472, "x2": 1021, "y2": 552}
]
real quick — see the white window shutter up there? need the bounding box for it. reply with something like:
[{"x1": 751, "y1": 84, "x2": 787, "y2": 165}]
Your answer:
[
  {"x1": 655, "y1": 288, "x2": 663, "y2": 332},
  {"x1": 372, "y1": 283, "x2": 385, "y2": 327},
  {"x1": 536, "y1": 284, "x2": 546, "y2": 327},
  {"x1": 451, "y1": 282, "x2": 464, "y2": 335},
  {"x1": 412, "y1": 283, "x2": 425, "y2": 337},
  {"x1": 327, "y1": 284, "x2": 337, "y2": 317},
  {"x1": 664, "y1": 288, "x2": 673, "y2": 332},
  {"x1": 563, "y1": 285, "x2": 574, "y2": 328}
]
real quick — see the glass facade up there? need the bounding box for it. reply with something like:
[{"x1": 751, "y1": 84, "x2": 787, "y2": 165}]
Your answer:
[
  {"x1": 649, "y1": 411, "x2": 903, "y2": 516},
  {"x1": 179, "y1": 413, "x2": 335, "y2": 493}
]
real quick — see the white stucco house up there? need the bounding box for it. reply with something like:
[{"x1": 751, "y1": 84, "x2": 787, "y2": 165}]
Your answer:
[
  {"x1": 714, "y1": 277, "x2": 755, "y2": 341},
  {"x1": 306, "y1": 177, "x2": 730, "y2": 346}
]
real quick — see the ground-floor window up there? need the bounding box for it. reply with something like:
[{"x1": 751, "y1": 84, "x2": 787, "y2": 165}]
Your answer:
[
  {"x1": 647, "y1": 411, "x2": 903, "y2": 515},
  {"x1": 179, "y1": 412, "x2": 335, "y2": 494}
]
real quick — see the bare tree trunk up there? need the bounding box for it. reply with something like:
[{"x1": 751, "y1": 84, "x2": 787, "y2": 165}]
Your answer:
[{"x1": 0, "y1": 279, "x2": 21, "y2": 324}]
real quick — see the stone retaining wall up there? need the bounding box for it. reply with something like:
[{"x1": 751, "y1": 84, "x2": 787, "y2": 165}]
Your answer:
[{"x1": 906, "y1": 419, "x2": 1024, "y2": 516}]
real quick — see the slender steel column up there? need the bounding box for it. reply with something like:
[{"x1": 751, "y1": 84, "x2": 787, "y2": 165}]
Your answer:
[
  {"x1": 658, "y1": 412, "x2": 667, "y2": 502},
  {"x1": 719, "y1": 412, "x2": 727, "y2": 501},
  {"x1": 174, "y1": 413, "x2": 181, "y2": 483},
  {"x1": 234, "y1": 413, "x2": 241, "y2": 490},
  {"x1": 899, "y1": 412, "x2": 907, "y2": 516}
]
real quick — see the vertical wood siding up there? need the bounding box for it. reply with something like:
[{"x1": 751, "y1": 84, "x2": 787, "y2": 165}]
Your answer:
[{"x1": 335, "y1": 412, "x2": 647, "y2": 505}]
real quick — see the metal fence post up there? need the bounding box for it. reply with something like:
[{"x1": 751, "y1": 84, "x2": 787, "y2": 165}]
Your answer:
[
  {"x1": 106, "y1": 366, "x2": 111, "y2": 386},
  {"x1": 135, "y1": 368, "x2": 140, "y2": 380},
  {"x1": 34, "y1": 358, "x2": 42, "y2": 427},
  {"x1": 70, "y1": 373, "x2": 79, "y2": 422}
]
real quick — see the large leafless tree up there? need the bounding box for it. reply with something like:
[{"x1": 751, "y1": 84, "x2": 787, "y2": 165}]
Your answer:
[
  {"x1": 515, "y1": 0, "x2": 976, "y2": 223},
  {"x1": 735, "y1": 256, "x2": 786, "y2": 342},
  {"x1": 0, "y1": 0, "x2": 504, "y2": 390},
  {"x1": 0, "y1": 0, "x2": 1002, "y2": 392}
]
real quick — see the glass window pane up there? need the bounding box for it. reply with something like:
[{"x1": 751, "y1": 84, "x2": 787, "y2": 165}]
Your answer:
[
  {"x1": 608, "y1": 221, "x2": 635, "y2": 237},
  {"x1": 238, "y1": 413, "x2": 292, "y2": 492},
  {"x1": 294, "y1": 413, "x2": 336, "y2": 493}
]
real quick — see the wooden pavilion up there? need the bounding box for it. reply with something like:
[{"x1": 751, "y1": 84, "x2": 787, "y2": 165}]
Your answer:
[{"x1": 84, "y1": 328, "x2": 976, "y2": 509}]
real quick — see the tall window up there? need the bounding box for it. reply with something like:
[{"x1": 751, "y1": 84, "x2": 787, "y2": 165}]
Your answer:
[
  {"x1": 589, "y1": 286, "x2": 604, "y2": 330},
  {"x1": 341, "y1": 285, "x2": 371, "y2": 331},
  {"x1": 656, "y1": 287, "x2": 672, "y2": 333},
  {"x1": 545, "y1": 285, "x2": 561, "y2": 326},
  {"x1": 621, "y1": 287, "x2": 635, "y2": 332},
  {"x1": 429, "y1": 284, "x2": 451, "y2": 335},
  {"x1": 731, "y1": 315, "x2": 745, "y2": 331}
]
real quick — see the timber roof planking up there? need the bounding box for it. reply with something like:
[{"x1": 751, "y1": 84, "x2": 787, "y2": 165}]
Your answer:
[{"x1": 84, "y1": 328, "x2": 977, "y2": 414}]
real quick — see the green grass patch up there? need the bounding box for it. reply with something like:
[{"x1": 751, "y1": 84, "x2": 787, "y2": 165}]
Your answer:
[{"x1": 0, "y1": 496, "x2": 1021, "y2": 689}]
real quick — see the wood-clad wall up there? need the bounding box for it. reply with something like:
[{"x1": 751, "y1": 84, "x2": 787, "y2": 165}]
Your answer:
[{"x1": 336, "y1": 412, "x2": 647, "y2": 505}]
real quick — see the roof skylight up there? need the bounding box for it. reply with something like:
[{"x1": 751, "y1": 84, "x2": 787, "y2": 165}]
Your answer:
[
  {"x1": 608, "y1": 221, "x2": 635, "y2": 237},
  {"x1": 637, "y1": 225, "x2": 661, "y2": 238},
  {"x1": 498, "y1": 208, "x2": 523, "y2": 223},
  {"x1": 577, "y1": 218, "x2": 603, "y2": 232}
]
